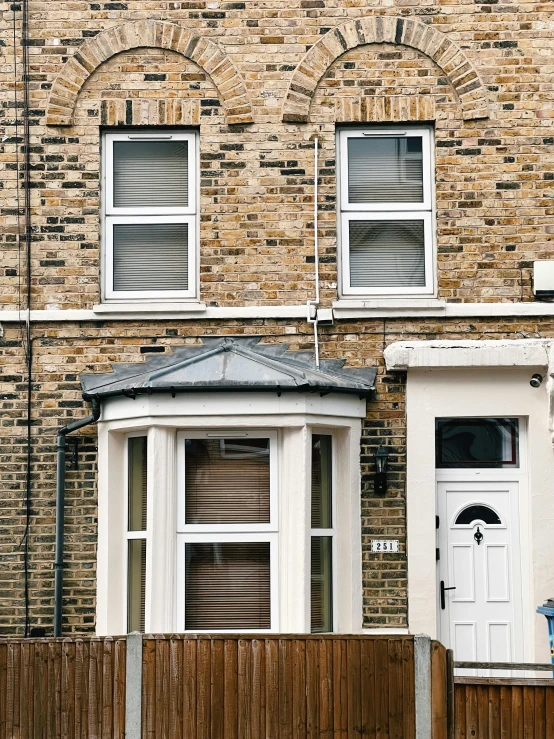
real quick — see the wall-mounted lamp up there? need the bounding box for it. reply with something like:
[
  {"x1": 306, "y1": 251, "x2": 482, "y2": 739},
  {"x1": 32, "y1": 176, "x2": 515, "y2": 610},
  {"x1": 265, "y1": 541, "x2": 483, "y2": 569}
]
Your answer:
[{"x1": 374, "y1": 446, "x2": 391, "y2": 496}]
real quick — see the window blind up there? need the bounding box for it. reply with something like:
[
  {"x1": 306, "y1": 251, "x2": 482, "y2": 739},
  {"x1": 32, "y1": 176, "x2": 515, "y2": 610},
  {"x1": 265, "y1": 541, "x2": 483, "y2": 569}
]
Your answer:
[
  {"x1": 185, "y1": 542, "x2": 271, "y2": 629},
  {"x1": 311, "y1": 537, "x2": 332, "y2": 633},
  {"x1": 185, "y1": 439, "x2": 271, "y2": 524},
  {"x1": 128, "y1": 539, "x2": 146, "y2": 632},
  {"x1": 349, "y1": 219, "x2": 425, "y2": 288},
  {"x1": 112, "y1": 223, "x2": 189, "y2": 292},
  {"x1": 113, "y1": 140, "x2": 189, "y2": 208},
  {"x1": 347, "y1": 136, "x2": 423, "y2": 204},
  {"x1": 128, "y1": 436, "x2": 147, "y2": 531},
  {"x1": 311, "y1": 435, "x2": 332, "y2": 529}
]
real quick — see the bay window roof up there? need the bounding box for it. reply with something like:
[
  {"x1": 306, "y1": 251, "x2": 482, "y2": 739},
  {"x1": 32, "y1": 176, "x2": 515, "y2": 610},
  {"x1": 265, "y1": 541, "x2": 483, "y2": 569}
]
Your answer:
[{"x1": 81, "y1": 336, "x2": 376, "y2": 400}]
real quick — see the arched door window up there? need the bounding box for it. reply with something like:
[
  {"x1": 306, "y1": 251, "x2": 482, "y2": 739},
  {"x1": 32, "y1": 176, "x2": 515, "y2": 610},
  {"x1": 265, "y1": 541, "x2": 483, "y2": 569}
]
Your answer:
[{"x1": 454, "y1": 505, "x2": 502, "y2": 526}]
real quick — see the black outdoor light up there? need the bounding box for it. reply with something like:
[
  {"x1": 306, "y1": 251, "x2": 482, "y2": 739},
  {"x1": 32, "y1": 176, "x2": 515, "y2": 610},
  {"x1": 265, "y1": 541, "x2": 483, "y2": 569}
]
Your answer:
[{"x1": 374, "y1": 446, "x2": 391, "y2": 496}]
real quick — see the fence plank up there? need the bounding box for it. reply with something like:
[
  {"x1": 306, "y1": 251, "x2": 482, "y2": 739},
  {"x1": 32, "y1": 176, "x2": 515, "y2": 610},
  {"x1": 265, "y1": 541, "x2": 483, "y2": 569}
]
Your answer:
[
  {"x1": 375, "y1": 639, "x2": 389, "y2": 739},
  {"x1": 168, "y1": 638, "x2": 182, "y2": 739},
  {"x1": 361, "y1": 639, "x2": 376, "y2": 739},
  {"x1": 264, "y1": 640, "x2": 278, "y2": 739},
  {"x1": 306, "y1": 638, "x2": 319, "y2": 739},
  {"x1": 210, "y1": 639, "x2": 224, "y2": 739},
  {"x1": 182, "y1": 638, "x2": 197, "y2": 739},
  {"x1": 197, "y1": 639, "x2": 211, "y2": 739},
  {"x1": 224, "y1": 640, "x2": 238, "y2": 739},
  {"x1": 292, "y1": 639, "x2": 307, "y2": 738}
]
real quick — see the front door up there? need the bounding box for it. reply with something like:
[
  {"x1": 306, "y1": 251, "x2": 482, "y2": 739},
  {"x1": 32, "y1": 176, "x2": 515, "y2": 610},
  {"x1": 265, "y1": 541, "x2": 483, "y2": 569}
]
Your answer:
[
  {"x1": 435, "y1": 417, "x2": 524, "y2": 673},
  {"x1": 437, "y1": 481, "x2": 523, "y2": 671}
]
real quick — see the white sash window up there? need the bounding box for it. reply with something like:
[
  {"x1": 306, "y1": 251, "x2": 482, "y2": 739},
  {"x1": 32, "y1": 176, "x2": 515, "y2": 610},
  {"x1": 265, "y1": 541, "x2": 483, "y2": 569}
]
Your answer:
[
  {"x1": 102, "y1": 131, "x2": 197, "y2": 301},
  {"x1": 338, "y1": 127, "x2": 436, "y2": 297}
]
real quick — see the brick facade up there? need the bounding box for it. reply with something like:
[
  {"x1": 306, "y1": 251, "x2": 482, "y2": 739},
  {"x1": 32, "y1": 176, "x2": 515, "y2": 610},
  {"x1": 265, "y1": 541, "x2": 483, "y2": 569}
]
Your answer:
[{"x1": 1, "y1": 1, "x2": 553, "y2": 635}]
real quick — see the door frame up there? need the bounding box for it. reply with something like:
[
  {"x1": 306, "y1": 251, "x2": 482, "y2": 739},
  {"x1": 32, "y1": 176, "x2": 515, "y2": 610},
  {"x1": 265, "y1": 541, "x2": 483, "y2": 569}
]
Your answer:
[{"x1": 435, "y1": 471, "x2": 526, "y2": 664}]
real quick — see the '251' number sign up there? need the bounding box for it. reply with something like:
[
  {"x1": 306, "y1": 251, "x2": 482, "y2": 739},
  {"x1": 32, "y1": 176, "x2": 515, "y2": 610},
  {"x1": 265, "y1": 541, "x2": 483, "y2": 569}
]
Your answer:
[{"x1": 371, "y1": 540, "x2": 399, "y2": 553}]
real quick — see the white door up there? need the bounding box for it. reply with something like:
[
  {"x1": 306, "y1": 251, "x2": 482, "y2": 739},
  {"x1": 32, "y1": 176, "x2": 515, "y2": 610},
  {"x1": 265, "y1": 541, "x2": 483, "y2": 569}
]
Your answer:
[{"x1": 437, "y1": 480, "x2": 523, "y2": 674}]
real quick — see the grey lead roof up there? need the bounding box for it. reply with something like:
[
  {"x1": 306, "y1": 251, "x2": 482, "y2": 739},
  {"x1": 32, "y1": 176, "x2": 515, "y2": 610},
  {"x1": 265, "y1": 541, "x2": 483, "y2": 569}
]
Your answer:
[{"x1": 80, "y1": 336, "x2": 376, "y2": 400}]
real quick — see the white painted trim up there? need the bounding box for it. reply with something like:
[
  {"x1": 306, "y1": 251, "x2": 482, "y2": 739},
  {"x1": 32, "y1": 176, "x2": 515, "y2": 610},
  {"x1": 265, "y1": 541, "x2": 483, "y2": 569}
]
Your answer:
[
  {"x1": 385, "y1": 339, "x2": 550, "y2": 371},
  {"x1": 6, "y1": 302, "x2": 554, "y2": 322},
  {"x1": 0, "y1": 306, "x2": 312, "y2": 322}
]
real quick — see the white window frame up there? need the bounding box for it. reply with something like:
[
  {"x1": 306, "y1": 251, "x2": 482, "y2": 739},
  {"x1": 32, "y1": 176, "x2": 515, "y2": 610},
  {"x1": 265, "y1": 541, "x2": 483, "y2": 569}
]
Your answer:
[
  {"x1": 123, "y1": 431, "x2": 149, "y2": 632},
  {"x1": 338, "y1": 126, "x2": 436, "y2": 297},
  {"x1": 176, "y1": 429, "x2": 279, "y2": 533},
  {"x1": 102, "y1": 130, "x2": 198, "y2": 301},
  {"x1": 175, "y1": 429, "x2": 279, "y2": 632},
  {"x1": 176, "y1": 533, "x2": 279, "y2": 634},
  {"x1": 310, "y1": 429, "x2": 337, "y2": 633}
]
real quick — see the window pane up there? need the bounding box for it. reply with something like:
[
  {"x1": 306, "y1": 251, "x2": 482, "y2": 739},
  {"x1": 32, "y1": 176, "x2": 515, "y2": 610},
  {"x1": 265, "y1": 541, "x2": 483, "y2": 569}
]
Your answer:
[
  {"x1": 185, "y1": 438, "x2": 270, "y2": 524},
  {"x1": 311, "y1": 537, "x2": 333, "y2": 633},
  {"x1": 347, "y1": 136, "x2": 424, "y2": 204},
  {"x1": 455, "y1": 505, "x2": 502, "y2": 526},
  {"x1": 311, "y1": 435, "x2": 332, "y2": 529},
  {"x1": 436, "y1": 418, "x2": 519, "y2": 469},
  {"x1": 185, "y1": 542, "x2": 271, "y2": 629},
  {"x1": 113, "y1": 223, "x2": 189, "y2": 292},
  {"x1": 128, "y1": 539, "x2": 146, "y2": 632},
  {"x1": 128, "y1": 437, "x2": 147, "y2": 531},
  {"x1": 349, "y1": 219, "x2": 425, "y2": 288},
  {"x1": 113, "y1": 140, "x2": 189, "y2": 208}
]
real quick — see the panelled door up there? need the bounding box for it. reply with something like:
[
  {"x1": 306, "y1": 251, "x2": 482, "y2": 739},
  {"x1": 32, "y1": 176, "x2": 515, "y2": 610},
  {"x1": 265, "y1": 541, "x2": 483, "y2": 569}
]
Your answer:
[{"x1": 437, "y1": 480, "x2": 523, "y2": 673}]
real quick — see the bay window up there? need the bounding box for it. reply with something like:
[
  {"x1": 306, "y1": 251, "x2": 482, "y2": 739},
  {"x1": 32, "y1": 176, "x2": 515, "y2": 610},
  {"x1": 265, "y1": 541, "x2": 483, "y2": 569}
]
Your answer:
[{"x1": 339, "y1": 126, "x2": 435, "y2": 297}]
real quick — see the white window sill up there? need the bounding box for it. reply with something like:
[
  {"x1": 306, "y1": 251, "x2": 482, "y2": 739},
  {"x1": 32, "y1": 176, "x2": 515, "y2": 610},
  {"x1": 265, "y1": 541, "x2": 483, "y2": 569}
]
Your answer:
[
  {"x1": 93, "y1": 302, "x2": 207, "y2": 316},
  {"x1": 333, "y1": 298, "x2": 446, "y2": 318}
]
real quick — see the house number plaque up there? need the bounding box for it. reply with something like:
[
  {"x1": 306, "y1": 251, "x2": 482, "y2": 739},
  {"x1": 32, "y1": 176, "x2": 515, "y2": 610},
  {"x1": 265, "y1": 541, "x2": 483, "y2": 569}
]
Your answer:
[{"x1": 371, "y1": 540, "x2": 399, "y2": 553}]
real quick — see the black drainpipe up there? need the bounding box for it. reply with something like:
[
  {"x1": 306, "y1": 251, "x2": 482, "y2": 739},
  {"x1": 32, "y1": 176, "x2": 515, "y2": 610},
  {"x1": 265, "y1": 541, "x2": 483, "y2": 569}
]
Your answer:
[{"x1": 54, "y1": 397, "x2": 101, "y2": 637}]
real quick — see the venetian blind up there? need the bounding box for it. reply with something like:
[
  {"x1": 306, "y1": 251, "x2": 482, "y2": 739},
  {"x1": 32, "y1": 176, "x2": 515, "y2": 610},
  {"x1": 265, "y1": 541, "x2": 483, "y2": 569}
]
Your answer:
[
  {"x1": 113, "y1": 223, "x2": 189, "y2": 292},
  {"x1": 113, "y1": 140, "x2": 189, "y2": 208},
  {"x1": 128, "y1": 539, "x2": 146, "y2": 632},
  {"x1": 311, "y1": 537, "x2": 332, "y2": 633},
  {"x1": 185, "y1": 439, "x2": 271, "y2": 524},
  {"x1": 349, "y1": 220, "x2": 425, "y2": 288},
  {"x1": 311, "y1": 435, "x2": 332, "y2": 529},
  {"x1": 347, "y1": 136, "x2": 424, "y2": 204},
  {"x1": 185, "y1": 542, "x2": 271, "y2": 629}
]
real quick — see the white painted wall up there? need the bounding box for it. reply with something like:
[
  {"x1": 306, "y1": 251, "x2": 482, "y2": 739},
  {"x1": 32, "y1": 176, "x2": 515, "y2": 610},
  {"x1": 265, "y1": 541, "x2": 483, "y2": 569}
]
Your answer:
[{"x1": 405, "y1": 367, "x2": 554, "y2": 662}]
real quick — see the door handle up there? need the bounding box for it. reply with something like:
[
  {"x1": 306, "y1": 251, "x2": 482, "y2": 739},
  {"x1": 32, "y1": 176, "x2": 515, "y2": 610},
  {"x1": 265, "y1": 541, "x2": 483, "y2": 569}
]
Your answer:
[{"x1": 440, "y1": 580, "x2": 456, "y2": 610}]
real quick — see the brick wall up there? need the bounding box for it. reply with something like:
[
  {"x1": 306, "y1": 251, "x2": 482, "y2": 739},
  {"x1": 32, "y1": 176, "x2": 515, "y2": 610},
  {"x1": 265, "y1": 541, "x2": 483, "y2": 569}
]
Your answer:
[{"x1": 1, "y1": 1, "x2": 553, "y2": 634}]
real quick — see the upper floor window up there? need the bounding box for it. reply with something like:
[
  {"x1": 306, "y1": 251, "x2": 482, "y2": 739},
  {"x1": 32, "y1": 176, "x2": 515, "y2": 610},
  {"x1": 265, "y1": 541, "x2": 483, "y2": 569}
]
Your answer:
[
  {"x1": 102, "y1": 131, "x2": 197, "y2": 301},
  {"x1": 338, "y1": 126, "x2": 435, "y2": 297}
]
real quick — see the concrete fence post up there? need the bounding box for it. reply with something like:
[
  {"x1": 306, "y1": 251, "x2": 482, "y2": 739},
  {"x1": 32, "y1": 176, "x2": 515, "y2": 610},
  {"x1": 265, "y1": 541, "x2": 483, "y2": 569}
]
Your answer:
[
  {"x1": 125, "y1": 632, "x2": 143, "y2": 739},
  {"x1": 414, "y1": 634, "x2": 432, "y2": 739}
]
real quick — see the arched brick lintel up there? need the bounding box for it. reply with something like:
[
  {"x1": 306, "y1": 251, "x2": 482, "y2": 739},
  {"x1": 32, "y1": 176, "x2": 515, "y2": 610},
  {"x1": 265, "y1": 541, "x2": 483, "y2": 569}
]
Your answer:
[
  {"x1": 46, "y1": 21, "x2": 254, "y2": 126},
  {"x1": 282, "y1": 16, "x2": 491, "y2": 123}
]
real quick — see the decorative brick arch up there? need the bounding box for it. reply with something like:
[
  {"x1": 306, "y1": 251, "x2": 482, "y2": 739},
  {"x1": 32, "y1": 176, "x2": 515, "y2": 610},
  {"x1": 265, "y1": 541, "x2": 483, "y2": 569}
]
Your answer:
[
  {"x1": 46, "y1": 20, "x2": 253, "y2": 126},
  {"x1": 282, "y1": 16, "x2": 490, "y2": 123}
]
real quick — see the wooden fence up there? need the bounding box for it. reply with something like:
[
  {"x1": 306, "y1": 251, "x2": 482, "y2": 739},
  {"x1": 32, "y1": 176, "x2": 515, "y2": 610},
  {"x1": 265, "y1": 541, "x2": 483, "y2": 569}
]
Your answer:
[
  {"x1": 454, "y1": 679, "x2": 554, "y2": 739},
  {"x1": 141, "y1": 635, "x2": 416, "y2": 739},
  {"x1": 0, "y1": 636, "x2": 126, "y2": 739},
  {"x1": 0, "y1": 633, "x2": 552, "y2": 738}
]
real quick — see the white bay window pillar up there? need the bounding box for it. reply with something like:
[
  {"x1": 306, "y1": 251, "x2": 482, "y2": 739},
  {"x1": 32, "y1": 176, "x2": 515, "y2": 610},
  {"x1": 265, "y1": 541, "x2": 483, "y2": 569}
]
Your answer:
[
  {"x1": 146, "y1": 426, "x2": 177, "y2": 633},
  {"x1": 279, "y1": 426, "x2": 311, "y2": 632}
]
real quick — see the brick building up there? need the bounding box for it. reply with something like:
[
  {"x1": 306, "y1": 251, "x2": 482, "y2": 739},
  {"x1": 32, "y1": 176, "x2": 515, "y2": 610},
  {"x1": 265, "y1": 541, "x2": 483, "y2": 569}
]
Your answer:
[{"x1": 1, "y1": 0, "x2": 553, "y2": 665}]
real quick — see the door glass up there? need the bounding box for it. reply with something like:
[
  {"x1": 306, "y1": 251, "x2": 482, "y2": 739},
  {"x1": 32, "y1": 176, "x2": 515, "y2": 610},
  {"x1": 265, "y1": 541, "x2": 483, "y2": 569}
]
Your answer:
[
  {"x1": 435, "y1": 418, "x2": 519, "y2": 468},
  {"x1": 455, "y1": 505, "x2": 502, "y2": 526}
]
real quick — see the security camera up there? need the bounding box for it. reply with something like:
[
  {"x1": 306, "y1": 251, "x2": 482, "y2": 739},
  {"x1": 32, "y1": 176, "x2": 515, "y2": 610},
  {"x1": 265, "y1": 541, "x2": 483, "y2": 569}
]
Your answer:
[{"x1": 530, "y1": 373, "x2": 543, "y2": 388}]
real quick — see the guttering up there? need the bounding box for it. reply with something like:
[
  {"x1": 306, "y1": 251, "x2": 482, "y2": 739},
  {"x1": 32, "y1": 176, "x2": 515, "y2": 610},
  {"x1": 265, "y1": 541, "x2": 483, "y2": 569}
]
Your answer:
[{"x1": 54, "y1": 397, "x2": 101, "y2": 637}]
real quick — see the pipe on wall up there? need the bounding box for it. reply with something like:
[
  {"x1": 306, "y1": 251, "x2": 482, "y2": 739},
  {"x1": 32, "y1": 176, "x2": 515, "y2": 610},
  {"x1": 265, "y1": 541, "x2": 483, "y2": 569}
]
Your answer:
[{"x1": 54, "y1": 397, "x2": 101, "y2": 637}]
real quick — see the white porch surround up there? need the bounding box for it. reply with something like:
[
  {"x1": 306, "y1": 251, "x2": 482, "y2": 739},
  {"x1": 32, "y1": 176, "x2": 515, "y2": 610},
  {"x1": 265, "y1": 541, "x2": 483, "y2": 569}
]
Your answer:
[
  {"x1": 95, "y1": 391, "x2": 366, "y2": 636},
  {"x1": 384, "y1": 339, "x2": 554, "y2": 663}
]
